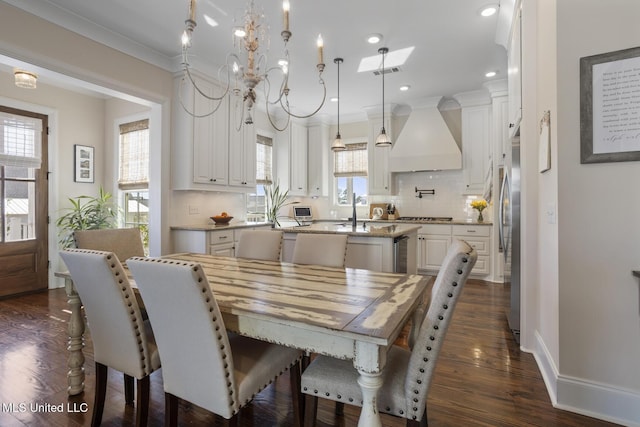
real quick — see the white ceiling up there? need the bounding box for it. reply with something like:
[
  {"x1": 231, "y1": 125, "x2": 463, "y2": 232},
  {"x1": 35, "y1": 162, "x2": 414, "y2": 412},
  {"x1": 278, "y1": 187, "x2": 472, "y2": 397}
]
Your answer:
[{"x1": 3, "y1": 0, "x2": 509, "y2": 120}]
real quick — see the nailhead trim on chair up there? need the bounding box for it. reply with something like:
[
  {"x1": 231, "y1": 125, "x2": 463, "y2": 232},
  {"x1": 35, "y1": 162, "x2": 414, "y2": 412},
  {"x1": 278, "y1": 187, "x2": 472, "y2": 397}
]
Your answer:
[
  {"x1": 129, "y1": 257, "x2": 302, "y2": 416},
  {"x1": 66, "y1": 249, "x2": 151, "y2": 375}
]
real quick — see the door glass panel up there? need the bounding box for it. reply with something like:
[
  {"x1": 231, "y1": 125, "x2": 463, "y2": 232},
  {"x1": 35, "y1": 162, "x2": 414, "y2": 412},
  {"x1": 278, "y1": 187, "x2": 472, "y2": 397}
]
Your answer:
[{"x1": 5, "y1": 179, "x2": 36, "y2": 241}]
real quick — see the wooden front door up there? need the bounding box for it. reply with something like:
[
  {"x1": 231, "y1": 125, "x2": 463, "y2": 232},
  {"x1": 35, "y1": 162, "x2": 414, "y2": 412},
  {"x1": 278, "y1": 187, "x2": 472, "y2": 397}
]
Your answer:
[{"x1": 0, "y1": 106, "x2": 48, "y2": 298}]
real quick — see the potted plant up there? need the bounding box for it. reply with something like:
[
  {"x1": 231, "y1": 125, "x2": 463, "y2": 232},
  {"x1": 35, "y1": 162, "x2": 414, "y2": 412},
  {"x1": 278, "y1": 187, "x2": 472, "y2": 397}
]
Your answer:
[
  {"x1": 265, "y1": 181, "x2": 298, "y2": 227},
  {"x1": 56, "y1": 186, "x2": 118, "y2": 248}
]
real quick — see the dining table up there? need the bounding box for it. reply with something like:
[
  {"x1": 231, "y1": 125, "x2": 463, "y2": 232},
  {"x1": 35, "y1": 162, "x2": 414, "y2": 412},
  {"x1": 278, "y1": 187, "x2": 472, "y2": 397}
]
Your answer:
[{"x1": 56, "y1": 252, "x2": 432, "y2": 427}]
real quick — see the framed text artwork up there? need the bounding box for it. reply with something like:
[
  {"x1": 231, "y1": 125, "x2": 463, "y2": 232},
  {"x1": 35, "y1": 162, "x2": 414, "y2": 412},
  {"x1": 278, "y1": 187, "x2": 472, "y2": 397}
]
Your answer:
[
  {"x1": 74, "y1": 144, "x2": 94, "y2": 183},
  {"x1": 580, "y1": 46, "x2": 640, "y2": 163}
]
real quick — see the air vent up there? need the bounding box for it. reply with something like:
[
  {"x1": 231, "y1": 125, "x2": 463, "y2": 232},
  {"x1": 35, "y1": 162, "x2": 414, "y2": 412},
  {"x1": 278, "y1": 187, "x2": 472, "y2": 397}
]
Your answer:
[{"x1": 373, "y1": 66, "x2": 402, "y2": 76}]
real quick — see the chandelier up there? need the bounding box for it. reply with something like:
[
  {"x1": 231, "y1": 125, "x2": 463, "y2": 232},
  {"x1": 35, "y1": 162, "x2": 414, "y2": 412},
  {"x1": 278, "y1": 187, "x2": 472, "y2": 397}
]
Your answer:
[{"x1": 180, "y1": 0, "x2": 327, "y2": 131}]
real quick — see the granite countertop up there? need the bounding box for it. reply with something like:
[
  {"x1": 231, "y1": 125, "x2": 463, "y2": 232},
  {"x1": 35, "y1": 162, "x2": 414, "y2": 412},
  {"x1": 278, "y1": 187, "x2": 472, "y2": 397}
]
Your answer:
[
  {"x1": 171, "y1": 221, "x2": 270, "y2": 231},
  {"x1": 170, "y1": 218, "x2": 492, "y2": 232},
  {"x1": 278, "y1": 222, "x2": 421, "y2": 238}
]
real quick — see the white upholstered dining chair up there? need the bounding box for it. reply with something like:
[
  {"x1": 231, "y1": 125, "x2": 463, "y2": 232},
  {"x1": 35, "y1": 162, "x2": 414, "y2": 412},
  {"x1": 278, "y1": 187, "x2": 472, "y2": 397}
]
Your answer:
[
  {"x1": 235, "y1": 229, "x2": 283, "y2": 261},
  {"x1": 291, "y1": 233, "x2": 348, "y2": 268},
  {"x1": 73, "y1": 227, "x2": 145, "y2": 264},
  {"x1": 59, "y1": 249, "x2": 160, "y2": 427},
  {"x1": 127, "y1": 257, "x2": 304, "y2": 427},
  {"x1": 300, "y1": 239, "x2": 477, "y2": 427}
]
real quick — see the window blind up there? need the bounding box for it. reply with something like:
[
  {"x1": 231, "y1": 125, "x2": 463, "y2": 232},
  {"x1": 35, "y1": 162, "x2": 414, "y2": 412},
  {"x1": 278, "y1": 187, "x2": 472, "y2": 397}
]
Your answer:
[
  {"x1": 118, "y1": 119, "x2": 149, "y2": 190},
  {"x1": 333, "y1": 142, "x2": 368, "y2": 177},
  {"x1": 0, "y1": 111, "x2": 42, "y2": 168},
  {"x1": 256, "y1": 134, "x2": 273, "y2": 185}
]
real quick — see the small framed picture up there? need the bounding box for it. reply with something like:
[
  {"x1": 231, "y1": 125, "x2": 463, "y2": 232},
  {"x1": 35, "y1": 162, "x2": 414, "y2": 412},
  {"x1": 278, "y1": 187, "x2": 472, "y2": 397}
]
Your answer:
[{"x1": 74, "y1": 144, "x2": 94, "y2": 183}]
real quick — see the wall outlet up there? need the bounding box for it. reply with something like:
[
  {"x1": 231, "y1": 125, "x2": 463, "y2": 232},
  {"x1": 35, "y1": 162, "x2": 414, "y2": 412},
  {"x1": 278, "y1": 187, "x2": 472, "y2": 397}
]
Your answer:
[{"x1": 188, "y1": 205, "x2": 199, "y2": 215}]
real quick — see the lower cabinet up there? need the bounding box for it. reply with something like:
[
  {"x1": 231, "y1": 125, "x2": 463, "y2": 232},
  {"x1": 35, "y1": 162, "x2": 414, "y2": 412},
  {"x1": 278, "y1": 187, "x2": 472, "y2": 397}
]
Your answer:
[
  {"x1": 417, "y1": 224, "x2": 491, "y2": 277},
  {"x1": 452, "y1": 225, "x2": 491, "y2": 276},
  {"x1": 172, "y1": 226, "x2": 269, "y2": 257},
  {"x1": 417, "y1": 225, "x2": 452, "y2": 271}
]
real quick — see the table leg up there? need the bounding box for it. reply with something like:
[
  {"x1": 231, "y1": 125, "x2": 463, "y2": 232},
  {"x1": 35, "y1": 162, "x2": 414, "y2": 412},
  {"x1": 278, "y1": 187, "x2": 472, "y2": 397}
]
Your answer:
[
  {"x1": 356, "y1": 370, "x2": 383, "y2": 427},
  {"x1": 65, "y1": 278, "x2": 85, "y2": 396}
]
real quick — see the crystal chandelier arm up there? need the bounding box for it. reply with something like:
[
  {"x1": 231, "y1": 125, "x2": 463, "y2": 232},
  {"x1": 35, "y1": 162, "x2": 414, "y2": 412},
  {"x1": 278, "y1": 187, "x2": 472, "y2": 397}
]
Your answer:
[{"x1": 262, "y1": 71, "x2": 291, "y2": 132}]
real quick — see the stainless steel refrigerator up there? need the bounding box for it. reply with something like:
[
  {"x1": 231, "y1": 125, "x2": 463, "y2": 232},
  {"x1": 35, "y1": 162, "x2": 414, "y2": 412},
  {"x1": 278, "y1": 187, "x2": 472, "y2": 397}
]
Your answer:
[{"x1": 500, "y1": 138, "x2": 521, "y2": 343}]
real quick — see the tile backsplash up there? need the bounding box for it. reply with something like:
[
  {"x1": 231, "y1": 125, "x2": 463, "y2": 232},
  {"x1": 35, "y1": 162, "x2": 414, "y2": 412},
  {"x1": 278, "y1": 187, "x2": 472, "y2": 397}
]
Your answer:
[{"x1": 170, "y1": 169, "x2": 492, "y2": 225}]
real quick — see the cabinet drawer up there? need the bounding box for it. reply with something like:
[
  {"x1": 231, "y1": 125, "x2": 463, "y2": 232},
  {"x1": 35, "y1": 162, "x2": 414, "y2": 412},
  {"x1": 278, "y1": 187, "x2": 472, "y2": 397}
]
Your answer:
[
  {"x1": 472, "y1": 256, "x2": 490, "y2": 275},
  {"x1": 209, "y1": 230, "x2": 234, "y2": 245},
  {"x1": 420, "y1": 224, "x2": 452, "y2": 235},
  {"x1": 452, "y1": 225, "x2": 490, "y2": 237},
  {"x1": 456, "y1": 237, "x2": 490, "y2": 256}
]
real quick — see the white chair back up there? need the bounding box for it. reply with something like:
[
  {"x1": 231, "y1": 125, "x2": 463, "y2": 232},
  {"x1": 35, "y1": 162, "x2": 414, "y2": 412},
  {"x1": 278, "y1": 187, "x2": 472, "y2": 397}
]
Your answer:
[
  {"x1": 59, "y1": 249, "x2": 157, "y2": 378},
  {"x1": 127, "y1": 257, "x2": 238, "y2": 418},
  {"x1": 292, "y1": 233, "x2": 348, "y2": 268},
  {"x1": 403, "y1": 238, "x2": 477, "y2": 420},
  {"x1": 235, "y1": 229, "x2": 283, "y2": 261}
]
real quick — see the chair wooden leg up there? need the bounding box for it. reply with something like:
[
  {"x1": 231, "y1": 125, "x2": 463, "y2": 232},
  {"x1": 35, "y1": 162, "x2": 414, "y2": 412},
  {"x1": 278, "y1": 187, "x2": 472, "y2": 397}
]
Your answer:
[
  {"x1": 303, "y1": 394, "x2": 318, "y2": 427},
  {"x1": 124, "y1": 374, "x2": 135, "y2": 405},
  {"x1": 165, "y1": 393, "x2": 179, "y2": 427},
  {"x1": 135, "y1": 376, "x2": 150, "y2": 427},
  {"x1": 335, "y1": 402, "x2": 344, "y2": 415},
  {"x1": 289, "y1": 361, "x2": 303, "y2": 427},
  {"x1": 92, "y1": 362, "x2": 108, "y2": 427}
]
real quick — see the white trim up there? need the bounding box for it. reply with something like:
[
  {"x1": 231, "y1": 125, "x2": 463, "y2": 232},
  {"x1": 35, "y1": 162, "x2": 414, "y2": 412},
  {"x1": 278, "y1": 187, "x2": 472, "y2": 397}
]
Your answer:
[{"x1": 532, "y1": 330, "x2": 640, "y2": 426}]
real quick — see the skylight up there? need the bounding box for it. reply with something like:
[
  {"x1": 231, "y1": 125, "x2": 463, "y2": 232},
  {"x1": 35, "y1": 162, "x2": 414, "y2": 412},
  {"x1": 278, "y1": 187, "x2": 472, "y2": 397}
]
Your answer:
[{"x1": 357, "y1": 47, "x2": 415, "y2": 73}]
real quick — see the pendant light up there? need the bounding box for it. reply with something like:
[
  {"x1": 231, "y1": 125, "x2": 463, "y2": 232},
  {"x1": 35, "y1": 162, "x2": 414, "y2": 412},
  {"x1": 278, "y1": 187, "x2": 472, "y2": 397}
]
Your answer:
[
  {"x1": 331, "y1": 57, "x2": 346, "y2": 151},
  {"x1": 375, "y1": 47, "x2": 392, "y2": 147}
]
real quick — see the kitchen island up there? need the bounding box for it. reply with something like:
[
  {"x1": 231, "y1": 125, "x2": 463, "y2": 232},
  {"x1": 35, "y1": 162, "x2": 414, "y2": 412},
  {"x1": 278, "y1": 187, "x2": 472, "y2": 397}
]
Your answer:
[{"x1": 279, "y1": 222, "x2": 419, "y2": 273}]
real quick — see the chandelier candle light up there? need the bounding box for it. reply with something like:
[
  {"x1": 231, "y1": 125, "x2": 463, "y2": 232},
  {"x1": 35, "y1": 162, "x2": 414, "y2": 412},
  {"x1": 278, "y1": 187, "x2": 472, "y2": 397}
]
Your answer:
[{"x1": 180, "y1": 0, "x2": 327, "y2": 131}]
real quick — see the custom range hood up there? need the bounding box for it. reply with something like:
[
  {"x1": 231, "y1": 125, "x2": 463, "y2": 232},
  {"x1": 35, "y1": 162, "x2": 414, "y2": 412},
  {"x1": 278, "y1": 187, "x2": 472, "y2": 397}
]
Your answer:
[{"x1": 389, "y1": 96, "x2": 461, "y2": 172}]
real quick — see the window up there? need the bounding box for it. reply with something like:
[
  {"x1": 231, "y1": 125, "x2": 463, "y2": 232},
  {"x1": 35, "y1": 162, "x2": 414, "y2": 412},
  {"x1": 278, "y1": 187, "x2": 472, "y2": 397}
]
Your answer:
[
  {"x1": 118, "y1": 119, "x2": 149, "y2": 251},
  {"x1": 0, "y1": 111, "x2": 42, "y2": 242},
  {"x1": 334, "y1": 141, "x2": 368, "y2": 206},
  {"x1": 247, "y1": 134, "x2": 273, "y2": 222}
]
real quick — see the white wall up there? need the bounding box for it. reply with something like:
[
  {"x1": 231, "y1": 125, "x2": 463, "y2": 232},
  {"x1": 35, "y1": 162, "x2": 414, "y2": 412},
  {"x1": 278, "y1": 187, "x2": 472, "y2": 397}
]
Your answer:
[{"x1": 525, "y1": 0, "x2": 640, "y2": 424}]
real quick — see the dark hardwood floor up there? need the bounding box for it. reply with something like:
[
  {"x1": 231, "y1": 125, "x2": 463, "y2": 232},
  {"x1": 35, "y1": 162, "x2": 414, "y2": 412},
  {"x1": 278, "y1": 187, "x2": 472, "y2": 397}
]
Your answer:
[{"x1": 0, "y1": 280, "x2": 619, "y2": 426}]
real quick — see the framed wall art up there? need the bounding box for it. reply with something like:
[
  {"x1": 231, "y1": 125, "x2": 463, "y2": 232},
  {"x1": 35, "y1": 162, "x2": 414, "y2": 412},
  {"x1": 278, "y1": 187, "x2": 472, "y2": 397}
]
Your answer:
[
  {"x1": 74, "y1": 144, "x2": 94, "y2": 183},
  {"x1": 580, "y1": 46, "x2": 640, "y2": 163}
]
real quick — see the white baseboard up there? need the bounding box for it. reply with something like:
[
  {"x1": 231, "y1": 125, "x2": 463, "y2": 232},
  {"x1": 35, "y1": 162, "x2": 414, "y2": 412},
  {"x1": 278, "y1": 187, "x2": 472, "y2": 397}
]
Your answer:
[{"x1": 532, "y1": 331, "x2": 640, "y2": 427}]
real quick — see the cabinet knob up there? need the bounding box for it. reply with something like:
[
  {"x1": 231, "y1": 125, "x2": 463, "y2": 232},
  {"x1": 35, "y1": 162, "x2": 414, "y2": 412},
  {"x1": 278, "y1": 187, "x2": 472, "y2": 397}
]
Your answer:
[{"x1": 509, "y1": 123, "x2": 515, "y2": 128}]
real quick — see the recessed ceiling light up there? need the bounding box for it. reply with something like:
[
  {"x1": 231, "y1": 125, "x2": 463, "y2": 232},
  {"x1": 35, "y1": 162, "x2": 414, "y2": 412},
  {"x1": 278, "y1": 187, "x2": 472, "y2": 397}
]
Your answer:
[
  {"x1": 204, "y1": 14, "x2": 218, "y2": 27},
  {"x1": 480, "y1": 5, "x2": 498, "y2": 17},
  {"x1": 330, "y1": 97, "x2": 339, "y2": 102},
  {"x1": 366, "y1": 33, "x2": 382, "y2": 44},
  {"x1": 399, "y1": 85, "x2": 410, "y2": 91},
  {"x1": 485, "y1": 71, "x2": 497, "y2": 78}
]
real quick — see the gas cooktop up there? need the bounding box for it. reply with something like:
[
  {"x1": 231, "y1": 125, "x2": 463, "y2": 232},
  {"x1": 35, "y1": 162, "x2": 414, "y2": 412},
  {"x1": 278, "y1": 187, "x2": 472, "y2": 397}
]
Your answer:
[{"x1": 397, "y1": 216, "x2": 453, "y2": 221}]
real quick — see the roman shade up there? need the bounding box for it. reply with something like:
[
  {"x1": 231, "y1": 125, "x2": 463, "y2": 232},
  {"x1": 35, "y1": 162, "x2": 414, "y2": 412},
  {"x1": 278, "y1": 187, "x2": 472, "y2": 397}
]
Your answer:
[
  {"x1": 333, "y1": 142, "x2": 368, "y2": 177},
  {"x1": 118, "y1": 119, "x2": 149, "y2": 190},
  {"x1": 0, "y1": 111, "x2": 42, "y2": 169}
]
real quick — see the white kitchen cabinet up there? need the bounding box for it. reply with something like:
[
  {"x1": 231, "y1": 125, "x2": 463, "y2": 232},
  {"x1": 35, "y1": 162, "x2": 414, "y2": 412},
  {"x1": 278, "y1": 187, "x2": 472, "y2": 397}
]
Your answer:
[
  {"x1": 289, "y1": 121, "x2": 308, "y2": 196},
  {"x1": 307, "y1": 123, "x2": 329, "y2": 197},
  {"x1": 493, "y1": 95, "x2": 510, "y2": 165},
  {"x1": 229, "y1": 97, "x2": 256, "y2": 189},
  {"x1": 366, "y1": 111, "x2": 393, "y2": 195},
  {"x1": 172, "y1": 73, "x2": 229, "y2": 190},
  {"x1": 452, "y1": 225, "x2": 491, "y2": 276},
  {"x1": 461, "y1": 104, "x2": 491, "y2": 194},
  {"x1": 172, "y1": 226, "x2": 271, "y2": 257},
  {"x1": 507, "y1": 2, "x2": 522, "y2": 138},
  {"x1": 417, "y1": 224, "x2": 452, "y2": 271}
]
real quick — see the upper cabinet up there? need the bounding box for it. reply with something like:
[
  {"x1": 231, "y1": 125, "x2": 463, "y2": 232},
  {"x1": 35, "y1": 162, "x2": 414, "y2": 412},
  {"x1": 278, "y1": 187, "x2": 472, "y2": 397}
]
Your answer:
[
  {"x1": 172, "y1": 72, "x2": 256, "y2": 192},
  {"x1": 366, "y1": 107, "x2": 395, "y2": 195},
  {"x1": 173, "y1": 73, "x2": 229, "y2": 190},
  {"x1": 228, "y1": 97, "x2": 256, "y2": 188},
  {"x1": 289, "y1": 121, "x2": 308, "y2": 196},
  {"x1": 507, "y1": 3, "x2": 522, "y2": 137},
  {"x1": 453, "y1": 90, "x2": 491, "y2": 195},
  {"x1": 307, "y1": 122, "x2": 329, "y2": 197}
]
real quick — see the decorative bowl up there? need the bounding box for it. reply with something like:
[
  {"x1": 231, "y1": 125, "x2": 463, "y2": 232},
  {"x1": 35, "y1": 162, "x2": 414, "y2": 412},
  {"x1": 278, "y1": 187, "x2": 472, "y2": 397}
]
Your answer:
[{"x1": 211, "y1": 215, "x2": 233, "y2": 225}]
